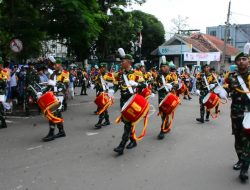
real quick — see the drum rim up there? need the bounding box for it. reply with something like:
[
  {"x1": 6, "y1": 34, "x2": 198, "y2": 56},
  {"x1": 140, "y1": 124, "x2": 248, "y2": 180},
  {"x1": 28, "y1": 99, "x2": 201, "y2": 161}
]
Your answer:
[{"x1": 202, "y1": 93, "x2": 211, "y2": 104}]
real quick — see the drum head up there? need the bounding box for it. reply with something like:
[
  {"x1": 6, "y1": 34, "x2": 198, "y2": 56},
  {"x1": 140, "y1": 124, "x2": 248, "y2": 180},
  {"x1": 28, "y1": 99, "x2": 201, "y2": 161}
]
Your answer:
[
  {"x1": 243, "y1": 112, "x2": 250, "y2": 129},
  {"x1": 121, "y1": 95, "x2": 135, "y2": 112},
  {"x1": 214, "y1": 86, "x2": 221, "y2": 94},
  {"x1": 202, "y1": 93, "x2": 211, "y2": 104}
]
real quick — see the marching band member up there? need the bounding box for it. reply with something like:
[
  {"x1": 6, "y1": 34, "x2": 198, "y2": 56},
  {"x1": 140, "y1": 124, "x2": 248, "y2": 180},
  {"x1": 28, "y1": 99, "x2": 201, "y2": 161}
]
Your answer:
[
  {"x1": 94, "y1": 63, "x2": 111, "y2": 129},
  {"x1": 42, "y1": 59, "x2": 69, "y2": 142},
  {"x1": 113, "y1": 54, "x2": 146, "y2": 155},
  {"x1": 195, "y1": 64, "x2": 217, "y2": 123},
  {"x1": 156, "y1": 61, "x2": 179, "y2": 139},
  {"x1": 225, "y1": 52, "x2": 250, "y2": 181},
  {"x1": 0, "y1": 57, "x2": 8, "y2": 129},
  {"x1": 180, "y1": 69, "x2": 192, "y2": 100}
]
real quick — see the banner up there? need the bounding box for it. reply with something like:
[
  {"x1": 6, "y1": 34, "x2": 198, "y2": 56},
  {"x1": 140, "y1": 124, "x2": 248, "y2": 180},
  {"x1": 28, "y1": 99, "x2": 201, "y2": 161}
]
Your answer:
[
  {"x1": 184, "y1": 52, "x2": 221, "y2": 62},
  {"x1": 158, "y1": 45, "x2": 192, "y2": 55}
]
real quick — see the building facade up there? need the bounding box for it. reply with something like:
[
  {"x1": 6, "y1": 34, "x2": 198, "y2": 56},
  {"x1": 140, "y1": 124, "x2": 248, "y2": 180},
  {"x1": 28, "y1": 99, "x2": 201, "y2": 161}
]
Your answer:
[{"x1": 206, "y1": 24, "x2": 250, "y2": 51}]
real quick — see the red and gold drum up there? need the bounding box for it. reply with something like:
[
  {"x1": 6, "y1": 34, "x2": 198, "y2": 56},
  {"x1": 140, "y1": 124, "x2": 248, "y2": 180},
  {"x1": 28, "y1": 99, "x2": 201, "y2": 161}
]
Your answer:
[
  {"x1": 37, "y1": 91, "x2": 60, "y2": 113},
  {"x1": 202, "y1": 92, "x2": 220, "y2": 110},
  {"x1": 121, "y1": 94, "x2": 149, "y2": 123},
  {"x1": 94, "y1": 92, "x2": 113, "y2": 114},
  {"x1": 159, "y1": 93, "x2": 180, "y2": 115},
  {"x1": 140, "y1": 87, "x2": 152, "y2": 99},
  {"x1": 177, "y1": 82, "x2": 187, "y2": 94}
]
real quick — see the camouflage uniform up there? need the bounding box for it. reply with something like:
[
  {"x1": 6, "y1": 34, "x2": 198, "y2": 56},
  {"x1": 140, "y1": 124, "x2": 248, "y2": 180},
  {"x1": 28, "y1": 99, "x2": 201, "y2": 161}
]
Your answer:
[
  {"x1": 226, "y1": 68, "x2": 250, "y2": 178},
  {"x1": 196, "y1": 71, "x2": 216, "y2": 122},
  {"x1": 0, "y1": 67, "x2": 8, "y2": 128}
]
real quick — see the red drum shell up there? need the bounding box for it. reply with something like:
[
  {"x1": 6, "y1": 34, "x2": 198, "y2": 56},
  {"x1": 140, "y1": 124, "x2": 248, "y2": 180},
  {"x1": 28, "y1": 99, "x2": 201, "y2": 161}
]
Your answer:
[
  {"x1": 177, "y1": 82, "x2": 187, "y2": 94},
  {"x1": 37, "y1": 91, "x2": 59, "y2": 113},
  {"x1": 140, "y1": 87, "x2": 152, "y2": 99},
  {"x1": 95, "y1": 92, "x2": 112, "y2": 109},
  {"x1": 121, "y1": 94, "x2": 149, "y2": 123},
  {"x1": 159, "y1": 93, "x2": 180, "y2": 115},
  {"x1": 202, "y1": 92, "x2": 220, "y2": 110}
]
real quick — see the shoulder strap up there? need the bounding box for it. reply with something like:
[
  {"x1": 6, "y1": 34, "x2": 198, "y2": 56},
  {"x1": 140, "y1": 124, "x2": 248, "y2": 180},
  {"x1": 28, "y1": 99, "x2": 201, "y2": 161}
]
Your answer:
[{"x1": 237, "y1": 75, "x2": 250, "y2": 100}]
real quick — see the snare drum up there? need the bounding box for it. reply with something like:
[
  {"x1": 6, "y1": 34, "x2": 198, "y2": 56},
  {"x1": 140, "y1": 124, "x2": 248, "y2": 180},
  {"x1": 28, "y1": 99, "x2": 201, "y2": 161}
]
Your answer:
[
  {"x1": 37, "y1": 91, "x2": 60, "y2": 113},
  {"x1": 202, "y1": 92, "x2": 220, "y2": 110},
  {"x1": 159, "y1": 93, "x2": 180, "y2": 115},
  {"x1": 177, "y1": 82, "x2": 187, "y2": 94},
  {"x1": 121, "y1": 94, "x2": 149, "y2": 123}
]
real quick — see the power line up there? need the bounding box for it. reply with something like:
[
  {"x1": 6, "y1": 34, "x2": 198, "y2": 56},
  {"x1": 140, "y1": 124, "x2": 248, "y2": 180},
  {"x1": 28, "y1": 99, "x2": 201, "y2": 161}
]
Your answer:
[{"x1": 231, "y1": 11, "x2": 250, "y2": 18}]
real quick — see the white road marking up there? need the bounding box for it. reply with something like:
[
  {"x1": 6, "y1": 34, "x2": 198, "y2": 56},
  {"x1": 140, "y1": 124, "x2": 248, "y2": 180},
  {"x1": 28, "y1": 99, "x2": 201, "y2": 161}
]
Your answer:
[
  {"x1": 68, "y1": 102, "x2": 92, "y2": 107},
  {"x1": 16, "y1": 185, "x2": 23, "y2": 189},
  {"x1": 26, "y1": 145, "x2": 43, "y2": 151},
  {"x1": 5, "y1": 120, "x2": 14, "y2": 123},
  {"x1": 86, "y1": 132, "x2": 99, "y2": 136},
  {"x1": 6, "y1": 116, "x2": 30, "y2": 119}
]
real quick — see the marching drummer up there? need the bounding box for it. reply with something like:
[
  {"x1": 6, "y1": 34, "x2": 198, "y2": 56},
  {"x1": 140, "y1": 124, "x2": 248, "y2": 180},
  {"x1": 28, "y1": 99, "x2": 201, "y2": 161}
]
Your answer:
[
  {"x1": 42, "y1": 59, "x2": 69, "y2": 142},
  {"x1": 225, "y1": 52, "x2": 250, "y2": 181},
  {"x1": 113, "y1": 54, "x2": 146, "y2": 155},
  {"x1": 156, "y1": 61, "x2": 179, "y2": 140},
  {"x1": 195, "y1": 64, "x2": 217, "y2": 123},
  {"x1": 94, "y1": 62, "x2": 111, "y2": 129}
]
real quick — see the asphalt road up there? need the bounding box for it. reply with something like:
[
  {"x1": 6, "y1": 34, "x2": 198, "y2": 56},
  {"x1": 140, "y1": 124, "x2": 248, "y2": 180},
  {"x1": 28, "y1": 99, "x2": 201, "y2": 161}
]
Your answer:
[{"x1": 0, "y1": 88, "x2": 249, "y2": 190}]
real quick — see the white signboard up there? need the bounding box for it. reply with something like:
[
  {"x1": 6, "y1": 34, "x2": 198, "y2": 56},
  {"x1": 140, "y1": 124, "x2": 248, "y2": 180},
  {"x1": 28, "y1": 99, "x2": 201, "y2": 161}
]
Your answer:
[
  {"x1": 158, "y1": 45, "x2": 192, "y2": 55},
  {"x1": 184, "y1": 52, "x2": 221, "y2": 62},
  {"x1": 10, "y1": 39, "x2": 23, "y2": 53}
]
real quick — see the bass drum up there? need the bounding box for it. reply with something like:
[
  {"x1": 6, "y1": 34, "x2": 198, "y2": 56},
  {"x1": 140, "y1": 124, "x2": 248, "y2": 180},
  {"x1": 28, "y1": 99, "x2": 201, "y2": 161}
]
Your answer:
[
  {"x1": 121, "y1": 94, "x2": 149, "y2": 123},
  {"x1": 37, "y1": 91, "x2": 60, "y2": 113},
  {"x1": 159, "y1": 93, "x2": 180, "y2": 115},
  {"x1": 202, "y1": 92, "x2": 220, "y2": 110},
  {"x1": 94, "y1": 92, "x2": 113, "y2": 115}
]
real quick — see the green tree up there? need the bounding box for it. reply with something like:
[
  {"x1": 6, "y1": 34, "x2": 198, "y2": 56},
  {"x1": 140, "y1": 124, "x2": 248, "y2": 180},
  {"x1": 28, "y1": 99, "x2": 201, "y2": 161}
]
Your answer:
[{"x1": 0, "y1": 0, "x2": 45, "y2": 61}]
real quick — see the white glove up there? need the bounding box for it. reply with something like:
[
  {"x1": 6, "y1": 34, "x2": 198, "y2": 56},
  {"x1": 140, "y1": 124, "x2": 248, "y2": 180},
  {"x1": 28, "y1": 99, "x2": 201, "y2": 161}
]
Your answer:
[
  {"x1": 37, "y1": 92, "x2": 42, "y2": 98},
  {"x1": 209, "y1": 84, "x2": 215, "y2": 89},
  {"x1": 106, "y1": 82, "x2": 114, "y2": 88},
  {"x1": 48, "y1": 80, "x2": 56, "y2": 86},
  {"x1": 196, "y1": 90, "x2": 200, "y2": 96},
  {"x1": 108, "y1": 89, "x2": 114, "y2": 97},
  {"x1": 166, "y1": 83, "x2": 173, "y2": 91},
  {"x1": 150, "y1": 93, "x2": 155, "y2": 98},
  {"x1": 129, "y1": 80, "x2": 138, "y2": 87},
  {"x1": 90, "y1": 84, "x2": 95, "y2": 90}
]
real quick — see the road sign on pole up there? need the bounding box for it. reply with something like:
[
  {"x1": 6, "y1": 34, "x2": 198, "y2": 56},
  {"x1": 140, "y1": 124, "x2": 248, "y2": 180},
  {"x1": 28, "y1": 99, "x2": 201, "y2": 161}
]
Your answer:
[{"x1": 10, "y1": 39, "x2": 23, "y2": 53}]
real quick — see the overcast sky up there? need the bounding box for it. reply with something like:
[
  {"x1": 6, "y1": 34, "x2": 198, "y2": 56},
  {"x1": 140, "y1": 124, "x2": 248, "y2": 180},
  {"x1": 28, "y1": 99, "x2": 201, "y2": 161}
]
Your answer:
[{"x1": 128, "y1": 0, "x2": 250, "y2": 38}]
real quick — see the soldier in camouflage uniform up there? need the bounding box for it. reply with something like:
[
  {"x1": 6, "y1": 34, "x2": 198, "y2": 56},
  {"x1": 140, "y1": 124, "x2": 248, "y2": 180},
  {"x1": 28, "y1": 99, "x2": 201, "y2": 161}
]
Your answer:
[
  {"x1": 225, "y1": 52, "x2": 250, "y2": 181},
  {"x1": 113, "y1": 54, "x2": 146, "y2": 155},
  {"x1": 24, "y1": 62, "x2": 40, "y2": 115},
  {"x1": 94, "y1": 63, "x2": 111, "y2": 129},
  {"x1": 195, "y1": 64, "x2": 217, "y2": 123},
  {"x1": 42, "y1": 60, "x2": 69, "y2": 142},
  {"x1": 0, "y1": 58, "x2": 7, "y2": 129},
  {"x1": 156, "y1": 61, "x2": 178, "y2": 139}
]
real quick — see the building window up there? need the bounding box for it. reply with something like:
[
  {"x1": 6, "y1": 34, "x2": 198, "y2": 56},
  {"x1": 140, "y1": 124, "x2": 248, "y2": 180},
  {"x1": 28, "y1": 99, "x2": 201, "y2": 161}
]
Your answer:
[{"x1": 210, "y1": 31, "x2": 216, "y2": 36}]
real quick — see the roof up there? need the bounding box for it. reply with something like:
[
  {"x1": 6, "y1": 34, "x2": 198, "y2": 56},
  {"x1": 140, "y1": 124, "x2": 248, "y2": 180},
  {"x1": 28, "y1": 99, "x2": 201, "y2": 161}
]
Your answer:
[{"x1": 152, "y1": 33, "x2": 239, "y2": 56}]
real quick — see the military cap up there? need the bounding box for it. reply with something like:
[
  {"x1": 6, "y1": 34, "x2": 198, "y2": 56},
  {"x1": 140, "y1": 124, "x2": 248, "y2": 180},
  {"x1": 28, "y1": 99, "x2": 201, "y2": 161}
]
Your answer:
[
  {"x1": 55, "y1": 59, "x2": 62, "y2": 64},
  {"x1": 122, "y1": 54, "x2": 133, "y2": 61},
  {"x1": 99, "y1": 62, "x2": 107, "y2": 67},
  {"x1": 235, "y1": 52, "x2": 249, "y2": 62},
  {"x1": 201, "y1": 63, "x2": 209, "y2": 71},
  {"x1": 160, "y1": 61, "x2": 169, "y2": 67}
]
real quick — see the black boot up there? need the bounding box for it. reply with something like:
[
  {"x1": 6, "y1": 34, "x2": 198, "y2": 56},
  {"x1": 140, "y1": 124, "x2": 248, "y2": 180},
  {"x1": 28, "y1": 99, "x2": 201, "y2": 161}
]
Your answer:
[
  {"x1": 196, "y1": 118, "x2": 204, "y2": 123},
  {"x1": 233, "y1": 160, "x2": 243, "y2": 170},
  {"x1": 95, "y1": 118, "x2": 104, "y2": 129},
  {"x1": 114, "y1": 140, "x2": 127, "y2": 155},
  {"x1": 102, "y1": 120, "x2": 110, "y2": 126},
  {"x1": 239, "y1": 162, "x2": 249, "y2": 181},
  {"x1": 188, "y1": 96, "x2": 192, "y2": 100},
  {"x1": 126, "y1": 139, "x2": 137, "y2": 149},
  {"x1": 42, "y1": 128, "x2": 55, "y2": 142},
  {"x1": 158, "y1": 131, "x2": 165, "y2": 140},
  {"x1": 54, "y1": 124, "x2": 66, "y2": 138}
]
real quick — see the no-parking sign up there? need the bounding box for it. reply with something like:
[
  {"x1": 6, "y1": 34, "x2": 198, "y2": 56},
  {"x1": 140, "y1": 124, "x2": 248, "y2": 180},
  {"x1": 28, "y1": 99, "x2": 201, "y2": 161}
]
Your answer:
[{"x1": 10, "y1": 39, "x2": 23, "y2": 53}]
